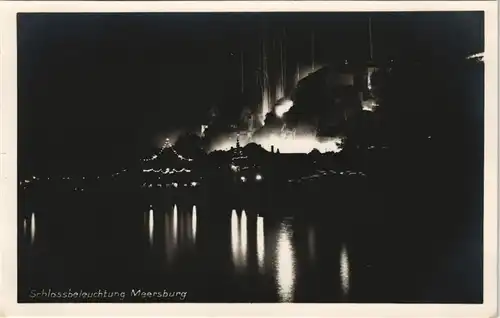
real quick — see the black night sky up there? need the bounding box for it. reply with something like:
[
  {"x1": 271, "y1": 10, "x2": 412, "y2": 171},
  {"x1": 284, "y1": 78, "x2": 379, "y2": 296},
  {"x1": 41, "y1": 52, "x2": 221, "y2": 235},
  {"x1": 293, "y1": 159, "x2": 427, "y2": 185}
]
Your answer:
[{"x1": 17, "y1": 12, "x2": 484, "y2": 176}]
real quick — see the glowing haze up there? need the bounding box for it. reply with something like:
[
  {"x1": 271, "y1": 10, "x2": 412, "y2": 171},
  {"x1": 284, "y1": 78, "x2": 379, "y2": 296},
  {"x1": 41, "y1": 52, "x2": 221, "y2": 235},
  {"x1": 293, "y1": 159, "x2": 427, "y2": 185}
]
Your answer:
[
  {"x1": 207, "y1": 57, "x2": 344, "y2": 154},
  {"x1": 210, "y1": 130, "x2": 344, "y2": 154},
  {"x1": 275, "y1": 99, "x2": 294, "y2": 118}
]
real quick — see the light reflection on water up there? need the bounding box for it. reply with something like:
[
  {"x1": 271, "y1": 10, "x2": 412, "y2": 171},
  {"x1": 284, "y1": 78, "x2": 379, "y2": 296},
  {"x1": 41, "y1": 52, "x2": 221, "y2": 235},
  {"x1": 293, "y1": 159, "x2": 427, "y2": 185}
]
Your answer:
[
  {"x1": 164, "y1": 208, "x2": 175, "y2": 264},
  {"x1": 274, "y1": 220, "x2": 296, "y2": 302},
  {"x1": 148, "y1": 209, "x2": 154, "y2": 244},
  {"x1": 160, "y1": 204, "x2": 199, "y2": 265},
  {"x1": 340, "y1": 244, "x2": 350, "y2": 296},
  {"x1": 231, "y1": 209, "x2": 239, "y2": 267},
  {"x1": 20, "y1": 192, "x2": 477, "y2": 304},
  {"x1": 231, "y1": 209, "x2": 249, "y2": 270},
  {"x1": 257, "y1": 216, "x2": 265, "y2": 272},
  {"x1": 22, "y1": 201, "x2": 353, "y2": 302},
  {"x1": 30, "y1": 212, "x2": 36, "y2": 243},
  {"x1": 240, "y1": 210, "x2": 248, "y2": 266},
  {"x1": 192, "y1": 205, "x2": 197, "y2": 241},
  {"x1": 173, "y1": 205, "x2": 178, "y2": 246}
]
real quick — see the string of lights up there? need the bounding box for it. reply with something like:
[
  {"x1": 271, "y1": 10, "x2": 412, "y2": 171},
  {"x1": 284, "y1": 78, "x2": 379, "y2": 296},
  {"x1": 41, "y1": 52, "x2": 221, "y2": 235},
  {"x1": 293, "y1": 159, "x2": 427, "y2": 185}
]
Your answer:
[
  {"x1": 19, "y1": 138, "x2": 197, "y2": 188},
  {"x1": 141, "y1": 138, "x2": 194, "y2": 162},
  {"x1": 142, "y1": 168, "x2": 191, "y2": 174}
]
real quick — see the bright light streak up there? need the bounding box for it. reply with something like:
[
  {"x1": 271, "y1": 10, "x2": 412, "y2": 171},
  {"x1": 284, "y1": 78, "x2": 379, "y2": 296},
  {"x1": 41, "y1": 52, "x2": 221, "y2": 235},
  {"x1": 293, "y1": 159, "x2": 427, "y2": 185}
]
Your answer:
[
  {"x1": 173, "y1": 205, "x2": 178, "y2": 245},
  {"x1": 367, "y1": 71, "x2": 373, "y2": 91},
  {"x1": 165, "y1": 211, "x2": 178, "y2": 264},
  {"x1": 240, "y1": 210, "x2": 248, "y2": 265},
  {"x1": 259, "y1": 86, "x2": 272, "y2": 126},
  {"x1": 192, "y1": 205, "x2": 197, "y2": 240},
  {"x1": 148, "y1": 209, "x2": 154, "y2": 244},
  {"x1": 467, "y1": 52, "x2": 484, "y2": 60},
  {"x1": 340, "y1": 244, "x2": 350, "y2": 296},
  {"x1": 257, "y1": 216, "x2": 265, "y2": 271},
  {"x1": 30, "y1": 213, "x2": 36, "y2": 243},
  {"x1": 231, "y1": 209, "x2": 239, "y2": 266},
  {"x1": 275, "y1": 221, "x2": 296, "y2": 302},
  {"x1": 275, "y1": 99, "x2": 294, "y2": 118}
]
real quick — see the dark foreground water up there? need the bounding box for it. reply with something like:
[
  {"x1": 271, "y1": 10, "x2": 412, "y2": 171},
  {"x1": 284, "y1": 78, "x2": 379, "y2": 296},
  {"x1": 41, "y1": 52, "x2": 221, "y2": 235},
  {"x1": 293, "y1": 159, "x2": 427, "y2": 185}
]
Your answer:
[{"x1": 18, "y1": 182, "x2": 483, "y2": 303}]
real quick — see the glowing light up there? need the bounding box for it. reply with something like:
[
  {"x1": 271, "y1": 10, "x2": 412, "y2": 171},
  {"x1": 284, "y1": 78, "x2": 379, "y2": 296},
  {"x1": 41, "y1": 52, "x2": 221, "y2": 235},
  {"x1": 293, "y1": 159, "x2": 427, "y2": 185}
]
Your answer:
[
  {"x1": 148, "y1": 209, "x2": 154, "y2": 244},
  {"x1": 231, "y1": 209, "x2": 240, "y2": 266},
  {"x1": 257, "y1": 216, "x2": 265, "y2": 271},
  {"x1": 240, "y1": 176, "x2": 246, "y2": 182},
  {"x1": 255, "y1": 174, "x2": 263, "y2": 181},
  {"x1": 142, "y1": 138, "x2": 194, "y2": 162},
  {"x1": 230, "y1": 164, "x2": 238, "y2": 172},
  {"x1": 142, "y1": 168, "x2": 191, "y2": 174},
  {"x1": 240, "y1": 210, "x2": 248, "y2": 265},
  {"x1": 30, "y1": 213, "x2": 36, "y2": 243},
  {"x1": 340, "y1": 244, "x2": 350, "y2": 296},
  {"x1": 173, "y1": 182, "x2": 178, "y2": 188},
  {"x1": 173, "y1": 205, "x2": 178, "y2": 245},
  {"x1": 467, "y1": 52, "x2": 484, "y2": 61},
  {"x1": 200, "y1": 125, "x2": 208, "y2": 137},
  {"x1": 275, "y1": 99, "x2": 294, "y2": 118},
  {"x1": 23, "y1": 219, "x2": 27, "y2": 234},
  {"x1": 254, "y1": 133, "x2": 344, "y2": 154},
  {"x1": 211, "y1": 132, "x2": 344, "y2": 154},
  {"x1": 275, "y1": 221, "x2": 296, "y2": 302},
  {"x1": 367, "y1": 71, "x2": 373, "y2": 91},
  {"x1": 192, "y1": 205, "x2": 197, "y2": 240},
  {"x1": 362, "y1": 99, "x2": 378, "y2": 112}
]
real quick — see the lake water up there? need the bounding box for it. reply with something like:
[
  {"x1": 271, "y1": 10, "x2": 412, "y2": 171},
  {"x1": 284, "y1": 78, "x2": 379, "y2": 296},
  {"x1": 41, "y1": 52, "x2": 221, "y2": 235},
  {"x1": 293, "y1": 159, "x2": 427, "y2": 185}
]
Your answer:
[{"x1": 18, "y1": 185, "x2": 483, "y2": 303}]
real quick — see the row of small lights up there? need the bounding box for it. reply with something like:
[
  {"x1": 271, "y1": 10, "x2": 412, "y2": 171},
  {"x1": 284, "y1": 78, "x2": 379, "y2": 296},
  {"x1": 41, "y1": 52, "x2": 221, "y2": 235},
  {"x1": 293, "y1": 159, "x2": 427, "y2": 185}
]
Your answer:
[
  {"x1": 20, "y1": 138, "x2": 196, "y2": 188},
  {"x1": 20, "y1": 138, "x2": 197, "y2": 187},
  {"x1": 141, "y1": 138, "x2": 197, "y2": 189},
  {"x1": 142, "y1": 168, "x2": 191, "y2": 174},
  {"x1": 142, "y1": 138, "x2": 194, "y2": 163},
  {"x1": 141, "y1": 181, "x2": 199, "y2": 189},
  {"x1": 19, "y1": 168, "x2": 129, "y2": 186},
  {"x1": 287, "y1": 170, "x2": 368, "y2": 183}
]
